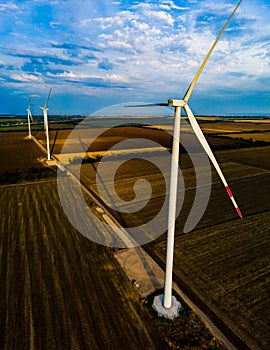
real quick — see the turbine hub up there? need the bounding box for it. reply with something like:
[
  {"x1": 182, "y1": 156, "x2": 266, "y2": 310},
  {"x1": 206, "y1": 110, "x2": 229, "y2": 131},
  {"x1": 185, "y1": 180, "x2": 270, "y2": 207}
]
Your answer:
[{"x1": 168, "y1": 99, "x2": 185, "y2": 107}]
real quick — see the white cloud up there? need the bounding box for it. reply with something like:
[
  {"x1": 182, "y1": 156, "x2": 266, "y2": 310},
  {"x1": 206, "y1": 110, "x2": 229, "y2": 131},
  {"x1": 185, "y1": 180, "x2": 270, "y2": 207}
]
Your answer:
[
  {"x1": 0, "y1": 3, "x2": 19, "y2": 12},
  {"x1": 106, "y1": 73, "x2": 129, "y2": 83},
  {"x1": 144, "y1": 10, "x2": 175, "y2": 26},
  {"x1": 11, "y1": 73, "x2": 42, "y2": 82},
  {"x1": 106, "y1": 41, "x2": 134, "y2": 52},
  {"x1": 1, "y1": 0, "x2": 270, "y2": 114},
  {"x1": 159, "y1": 4, "x2": 171, "y2": 11},
  {"x1": 159, "y1": 0, "x2": 189, "y2": 11},
  {"x1": 130, "y1": 19, "x2": 149, "y2": 31},
  {"x1": 50, "y1": 71, "x2": 100, "y2": 80}
]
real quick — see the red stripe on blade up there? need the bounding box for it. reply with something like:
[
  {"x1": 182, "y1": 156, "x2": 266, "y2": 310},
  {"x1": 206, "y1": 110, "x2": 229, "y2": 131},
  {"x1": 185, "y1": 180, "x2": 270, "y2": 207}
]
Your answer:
[
  {"x1": 236, "y1": 207, "x2": 243, "y2": 219},
  {"x1": 226, "y1": 186, "x2": 233, "y2": 198}
]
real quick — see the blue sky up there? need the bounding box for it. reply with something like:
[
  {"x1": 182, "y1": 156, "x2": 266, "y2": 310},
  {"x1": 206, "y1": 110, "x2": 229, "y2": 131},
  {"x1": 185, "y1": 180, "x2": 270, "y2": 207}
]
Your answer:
[{"x1": 0, "y1": 0, "x2": 270, "y2": 116}]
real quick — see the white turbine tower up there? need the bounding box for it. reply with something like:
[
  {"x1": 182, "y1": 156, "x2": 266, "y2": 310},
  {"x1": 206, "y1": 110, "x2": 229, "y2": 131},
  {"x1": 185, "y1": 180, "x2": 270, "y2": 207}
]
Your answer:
[
  {"x1": 163, "y1": 0, "x2": 244, "y2": 313},
  {"x1": 26, "y1": 97, "x2": 33, "y2": 139},
  {"x1": 37, "y1": 88, "x2": 52, "y2": 161},
  {"x1": 132, "y1": 0, "x2": 244, "y2": 317}
]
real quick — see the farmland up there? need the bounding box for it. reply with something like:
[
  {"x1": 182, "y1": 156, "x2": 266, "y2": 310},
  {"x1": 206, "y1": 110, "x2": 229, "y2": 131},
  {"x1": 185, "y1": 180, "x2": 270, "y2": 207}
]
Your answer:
[
  {"x1": 0, "y1": 132, "x2": 45, "y2": 172},
  {"x1": 0, "y1": 129, "x2": 225, "y2": 350},
  {"x1": 147, "y1": 210, "x2": 270, "y2": 350},
  {"x1": 52, "y1": 120, "x2": 270, "y2": 349},
  {"x1": 1, "y1": 117, "x2": 270, "y2": 349},
  {"x1": 0, "y1": 180, "x2": 169, "y2": 350}
]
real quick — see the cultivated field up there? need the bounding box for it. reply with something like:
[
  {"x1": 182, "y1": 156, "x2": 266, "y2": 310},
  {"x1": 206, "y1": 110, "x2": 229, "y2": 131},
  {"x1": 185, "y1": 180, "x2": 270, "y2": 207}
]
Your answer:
[
  {"x1": 0, "y1": 129, "x2": 224, "y2": 350},
  {"x1": 224, "y1": 132, "x2": 270, "y2": 142},
  {"x1": 148, "y1": 210, "x2": 270, "y2": 350},
  {"x1": 200, "y1": 121, "x2": 270, "y2": 134},
  {"x1": 0, "y1": 180, "x2": 168, "y2": 350},
  {"x1": 0, "y1": 132, "x2": 44, "y2": 172},
  {"x1": 48, "y1": 121, "x2": 270, "y2": 349},
  {"x1": 2, "y1": 118, "x2": 270, "y2": 349}
]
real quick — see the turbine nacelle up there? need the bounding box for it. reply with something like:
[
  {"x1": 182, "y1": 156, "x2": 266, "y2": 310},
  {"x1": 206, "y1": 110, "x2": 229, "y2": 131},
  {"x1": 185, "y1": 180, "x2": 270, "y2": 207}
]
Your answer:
[
  {"x1": 34, "y1": 105, "x2": 48, "y2": 111},
  {"x1": 126, "y1": 99, "x2": 186, "y2": 108},
  {"x1": 167, "y1": 99, "x2": 186, "y2": 107}
]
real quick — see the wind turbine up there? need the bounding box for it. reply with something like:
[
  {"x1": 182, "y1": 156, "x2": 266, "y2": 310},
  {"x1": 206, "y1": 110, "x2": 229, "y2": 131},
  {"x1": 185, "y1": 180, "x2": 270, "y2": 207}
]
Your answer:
[
  {"x1": 36, "y1": 88, "x2": 52, "y2": 161},
  {"x1": 130, "y1": 0, "x2": 243, "y2": 315},
  {"x1": 26, "y1": 97, "x2": 33, "y2": 139}
]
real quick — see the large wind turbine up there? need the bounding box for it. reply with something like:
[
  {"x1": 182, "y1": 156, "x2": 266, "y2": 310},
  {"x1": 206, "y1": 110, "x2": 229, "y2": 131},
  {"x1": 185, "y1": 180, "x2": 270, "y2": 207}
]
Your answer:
[
  {"x1": 132, "y1": 0, "x2": 243, "y2": 314},
  {"x1": 26, "y1": 97, "x2": 33, "y2": 139},
  {"x1": 37, "y1": 88, "x2": 52, "y2": 161},
  {"x1": 163, "y1": 0, "x2": 243, "y2": 311}
]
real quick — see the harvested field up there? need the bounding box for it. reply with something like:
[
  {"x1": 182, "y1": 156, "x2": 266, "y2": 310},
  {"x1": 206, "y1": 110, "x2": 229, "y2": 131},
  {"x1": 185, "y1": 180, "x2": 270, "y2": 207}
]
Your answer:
[
  {"x1": 3, "y1": 120, "x2": 270, "y2": 349},
  {"x1": 36, "y1": 126, "x2": 172, "y2": 156},
  {"x1": 0, "y1": 129, "x2": 227, "y2": 350},
  {"x1": 0, "y1": 181, "x2": 168, "y2": 350},
  {"x1": 148, "y1": 211, "x2": 270, "y2": 350},
  {"x1": 60, "y1": 125, "x2": 269, "y2": 349},
  {"x1": 77, "y1": 157, "x2": 269, "y2": 232},
  {"x1": 0, "y1": 132, "x2": 44, "y2": 172},
  {"x1": 215, "y1": 146, "x2": 270, "y2": 170},
  {"x1": 224, "y1": 132, "x2": 270, "y2": 142},
  {"x1": 200, "y1": 121, "x2": 270, "y2": 134}
]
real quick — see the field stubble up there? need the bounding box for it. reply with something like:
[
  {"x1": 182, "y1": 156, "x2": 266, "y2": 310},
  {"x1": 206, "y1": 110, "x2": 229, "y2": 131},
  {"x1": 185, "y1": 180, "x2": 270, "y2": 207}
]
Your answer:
[
  {"x1": 71, "y1": 126, "x2": 270, "y2": 349},
  {"x1": 2, "y1": 123, "x2": 270, "y2": 349},
  {"x1": 0, "y1": 181, "x2": 168, "y2": 350}
]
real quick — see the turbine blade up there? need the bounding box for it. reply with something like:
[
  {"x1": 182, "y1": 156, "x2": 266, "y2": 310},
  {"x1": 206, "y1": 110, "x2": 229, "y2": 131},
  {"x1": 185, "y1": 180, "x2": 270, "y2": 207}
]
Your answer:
[
  {"x1": 184, "y1": 103, "x2": 243, "y2": 218},
  {"x1": 126, "y1": 103, "x2": 168, "y2": 107},
  {"x1": 44, "y1": 87, "x2": 52, "y2": 109},
  {"x1": 31, "y1": 103, "x2": 43, "y2": 110},
  {"x1": 27, "y1": 97, "x2": 31, "y2": 109},
  {"x1": 183, "y1": 0, "x2": 243, "y2": 103},
  {"x1": 29, "y1": 110, "x2": 33, "y2": 122}
]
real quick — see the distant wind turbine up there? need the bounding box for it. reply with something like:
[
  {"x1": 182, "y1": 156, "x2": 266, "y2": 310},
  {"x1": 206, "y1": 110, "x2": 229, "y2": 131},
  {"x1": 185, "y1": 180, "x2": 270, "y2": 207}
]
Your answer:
[
  {"x1": 36, "y1": 88, "x2": 52, "y2": 161},
  {"x1": 26, "y1": 97, "x2": 33, "y2": 139},
  {"x1": 129, "y1": 0, "x2": 243, "y2": 315}
]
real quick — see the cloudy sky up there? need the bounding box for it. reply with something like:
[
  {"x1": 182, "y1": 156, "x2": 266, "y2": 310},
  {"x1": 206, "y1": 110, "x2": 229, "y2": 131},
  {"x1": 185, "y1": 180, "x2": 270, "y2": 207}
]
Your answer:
[{"x1": 0, "y1": 0, "x2": 270, "y2": 116}]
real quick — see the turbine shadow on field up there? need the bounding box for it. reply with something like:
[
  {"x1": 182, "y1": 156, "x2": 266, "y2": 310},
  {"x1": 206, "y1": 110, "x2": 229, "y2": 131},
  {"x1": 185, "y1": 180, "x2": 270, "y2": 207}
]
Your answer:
[
  {"x1": 75, "y1": 130, "x2": 125, "y2": 226},
  {"x1": 50, "y1": 129, "x2": 59, "y2": 155}
]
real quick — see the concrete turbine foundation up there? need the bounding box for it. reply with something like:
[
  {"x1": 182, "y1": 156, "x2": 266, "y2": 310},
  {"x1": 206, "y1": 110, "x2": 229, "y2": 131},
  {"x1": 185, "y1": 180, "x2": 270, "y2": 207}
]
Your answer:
[{"x1": 152, "y1": 294, "x2": 181, "y2": 319}]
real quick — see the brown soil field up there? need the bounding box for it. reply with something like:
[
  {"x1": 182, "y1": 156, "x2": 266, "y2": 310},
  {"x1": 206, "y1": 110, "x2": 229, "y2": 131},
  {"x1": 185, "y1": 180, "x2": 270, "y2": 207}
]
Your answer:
[
  {"x1": 39, "y1": 123, "x2": 270, "y2": 170},
  {"x1": 88, "y1": 141, "x2": 269, "y2": 349},
  {"x1": 215, "y1": 146, "x2": 270, "y2": 170},
  {"x1": 36, "y1": 126, "x2": 172, "y2": 156},
  {"x1": 2, "y1": 120, "x2": 270, "y2": 349},
  {"x1": 200, "y1": 121, "x2": 270, "y2": 134},
  {"x1": 147, "y1": 210, "x2": 270, "y2": 350},
  {"x1": 0, "y1": 129, "x2": 227, "y2": 349},
  {"x1": 224, "y1": 132, "x2": 270, "y2": 142},
  {"x1": 0, "y1": 132, "x2": 44, "y2": 172},
  {"x1": 53, "y1": 124, "x2": 269, "y2": 349},
  {"x1": 78, "y1": 157, "x2": 269, "y2": 244},
  {"x1": 0, "y1": 180, "x2": 168, "y2": 350}
]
